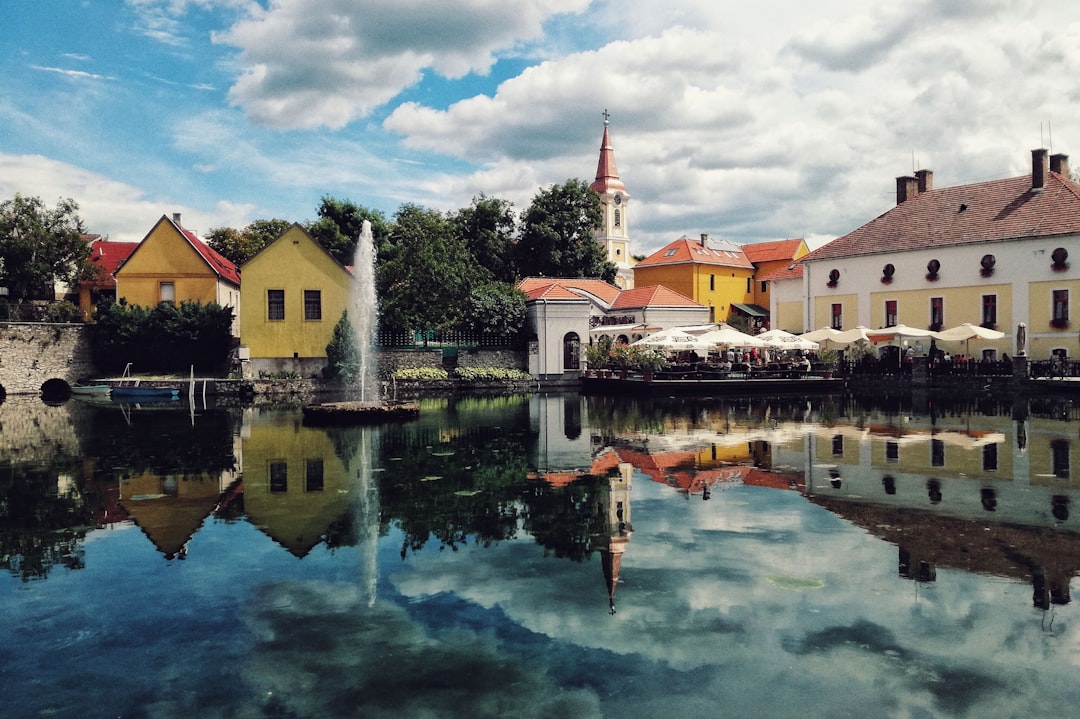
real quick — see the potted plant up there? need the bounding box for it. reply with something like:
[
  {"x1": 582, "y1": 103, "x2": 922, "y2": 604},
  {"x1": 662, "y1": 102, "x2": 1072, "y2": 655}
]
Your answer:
[
  {"x1": 816, "y1": 347, "x2": 840, "y2": 378},
  {"x1": 584, "y1": 343, "x2": 608, "y2": 376},
  {"x1": 634, "y1": 346, "x2": 667, "y2": 381}
]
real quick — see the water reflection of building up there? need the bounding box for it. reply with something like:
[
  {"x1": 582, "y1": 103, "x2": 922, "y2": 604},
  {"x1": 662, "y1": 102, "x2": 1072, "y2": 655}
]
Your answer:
[
  {"x1": 803, "y1": 412, "x2": 1080, "y2": 609},
  {"x1": 119, "y1": 470, "x2": 231, "y2": 559},
  {"x1": 240, "y1": 408, "x2": 354, "y2": 557}
]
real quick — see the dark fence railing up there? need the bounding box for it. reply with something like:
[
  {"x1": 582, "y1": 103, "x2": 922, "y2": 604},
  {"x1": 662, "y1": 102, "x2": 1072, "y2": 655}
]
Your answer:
[
  {"x1": 1029, "y1": 358, "x2": 1080, "y2": 379},
  {"x1": 376, "y1": 330, "x2": 518, "y2": 349},
  {"x1": 838, "y1": 357, "x2": 1014, "y2": 378}
]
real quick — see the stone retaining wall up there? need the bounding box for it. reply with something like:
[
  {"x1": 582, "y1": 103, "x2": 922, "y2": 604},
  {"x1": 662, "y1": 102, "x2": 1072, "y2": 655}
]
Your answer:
[{"x1": 0, "y1": 323, "x2": 97, "y2": 395}]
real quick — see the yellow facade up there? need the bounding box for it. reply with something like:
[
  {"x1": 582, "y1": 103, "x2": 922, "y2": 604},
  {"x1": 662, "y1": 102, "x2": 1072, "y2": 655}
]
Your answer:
[
  {"x1": 635, "y1": 264, "x2": 755, "y2": 324},
  {"x1": 240, "y1": 224, "x2": 353, "y2": 360},
  {"x1": 116, "y1": 218, "x2": 225, "y2": 307},
  {"x1": 1029, "y1": 278, "x2": 1080, "y2": 357},
  {"x1": 813, "y1": 293, "x2": 858, "y2": 330}
]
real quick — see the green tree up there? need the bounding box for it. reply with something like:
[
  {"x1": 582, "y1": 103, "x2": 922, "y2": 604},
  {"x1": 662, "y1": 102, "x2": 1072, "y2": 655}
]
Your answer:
[
  {"x1": 0, "y1": 194, "x2": 91, "y2": 306},
  {"x1": 450, "y1": 194, "x2": 517, "y2": 283},
  {"x1": 325, "y1": 310, "x2": 360, "y2": 383},
  {"x1": 515, "y1": 179, "x2": 614, "y2": 282},
  {"x1": 91, "y1": 298, "x2": 233, "y2": 373},
  {"x1": 377, "y1": 204, "x2": 482, "y2": 335},
  {"x1": 205, "y1": 218, "x2": 292, "y2": 266},
  {"x1": 306, "y1": 196, "x2": 390, "y2": 266},
  {"x1": 461, "y1": 283, "x2": 527, "y2": 339}
]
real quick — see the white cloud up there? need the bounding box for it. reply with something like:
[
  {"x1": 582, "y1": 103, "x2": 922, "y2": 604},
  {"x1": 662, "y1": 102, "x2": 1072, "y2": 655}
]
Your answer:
[
  {"x1": 0, "y1": 153, "x2": 252, "y2": 242},
  {"x1": 211, "y1": 0, "x2": 591, "y2": 129}
]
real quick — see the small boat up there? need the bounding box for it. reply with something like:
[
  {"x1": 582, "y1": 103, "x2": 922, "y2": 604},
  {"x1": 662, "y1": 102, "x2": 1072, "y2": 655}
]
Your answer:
[
  {"x1": 111, "y1": 386, "x2": 180, "y2": 400},
  {"x1": 71, "y1": 384, "x2": 112, "y2": 397}
]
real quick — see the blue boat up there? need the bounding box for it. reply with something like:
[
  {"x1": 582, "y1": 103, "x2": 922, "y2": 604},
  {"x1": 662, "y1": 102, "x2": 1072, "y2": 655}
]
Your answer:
[{"x1": 111, "y1": 386, "x2": 180, "y2": 401}]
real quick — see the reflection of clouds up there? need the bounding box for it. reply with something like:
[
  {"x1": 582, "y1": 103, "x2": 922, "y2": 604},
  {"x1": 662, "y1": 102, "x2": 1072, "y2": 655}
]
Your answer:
[
  {"x1": 245, "y1": 580, "x2": 602, "y2": 719},
  {"x1": 390, "y1": 483, "x2": 1080, "y2": 717}
]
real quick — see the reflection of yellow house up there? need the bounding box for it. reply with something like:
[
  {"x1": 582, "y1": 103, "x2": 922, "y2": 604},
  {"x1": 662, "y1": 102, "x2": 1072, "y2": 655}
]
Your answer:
[
  {"x1": 114, "y1": 213, "x2": 241, "y2": 335},
  {"x1": 239, "y1": 224, "x2": 354, "y2": 377},
  {"x1": 242, "y1": 409, "x2": 355, "y2": 557},
  {"x1": 118, "y1": 471, "x2": 226, "y2": 559}
]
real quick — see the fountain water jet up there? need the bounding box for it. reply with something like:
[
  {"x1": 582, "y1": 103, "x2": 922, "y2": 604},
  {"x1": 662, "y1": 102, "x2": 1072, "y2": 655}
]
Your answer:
[{"x1": 302, "y1": 220, "x2": 419, "y2": 425}]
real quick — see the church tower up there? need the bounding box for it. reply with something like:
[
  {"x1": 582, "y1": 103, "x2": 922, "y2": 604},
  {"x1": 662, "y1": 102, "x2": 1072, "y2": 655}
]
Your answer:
[{"x1": 590, "y1": 112, "x2": 635, "y2": 289}]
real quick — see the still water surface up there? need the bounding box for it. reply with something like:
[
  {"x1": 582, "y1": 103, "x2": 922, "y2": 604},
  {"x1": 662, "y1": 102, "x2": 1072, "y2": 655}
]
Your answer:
[{"x1": 2, "y1": 391, "x2": 1080, "y2": 718}]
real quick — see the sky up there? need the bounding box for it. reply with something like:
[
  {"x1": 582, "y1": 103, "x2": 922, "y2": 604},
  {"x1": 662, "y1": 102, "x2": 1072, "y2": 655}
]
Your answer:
[{"x1": 3, "y1": 0, "x2": 1080, "y2": 257}]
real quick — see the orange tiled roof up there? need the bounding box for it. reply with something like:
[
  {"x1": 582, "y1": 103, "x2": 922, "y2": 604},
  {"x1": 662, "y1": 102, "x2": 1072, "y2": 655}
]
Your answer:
[
  {"x1": 806, "y1": 170, "x2": 1080, "y2": 262},
  {"x1": 611, "y1": 284, "x2": 703, "y2": 310},
  {"x1": 742, "y1": 238, "x2": 803, "y2": 263},
  {"x1": 516, "y1": 277, "x2": 622, "y2": 305},
  {"x1": 635, "y1": 235, "x2": 755, "y2": 269}
]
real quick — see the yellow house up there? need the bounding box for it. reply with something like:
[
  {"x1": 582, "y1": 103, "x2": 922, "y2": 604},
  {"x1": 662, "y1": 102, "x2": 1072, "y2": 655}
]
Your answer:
[
  {"x1": 633, "y1": 234, "x2": 757, "y2": 326},
  {"x1": 239, "y1": 223, "x2": 354, "y2": 377},
  {"x1": 114, "y1": 213, "x2": 241, "y2": 335}
]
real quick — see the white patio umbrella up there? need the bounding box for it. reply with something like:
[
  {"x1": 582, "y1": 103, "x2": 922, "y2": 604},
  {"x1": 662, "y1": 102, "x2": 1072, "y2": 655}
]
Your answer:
[
  {"x1": 799, "y1": 327, "x2": 842, "y2": 344},
  {"x1": 757, "y1": 328, "x2": 819, "y2": 352},
  {"x1": 697, "y1": 325, "x2": 767, "y2": 348},
  {"x1": 932, "y1": 322, "x2": 1005, "y2": 356},
  {"x1": 866, "y1": 324, "x2": 939, "y2": 344},
  {"x1": 830, "y1": 326, "x2": 873, "y2": 346},
  {"x1": 632, "y1": 328, "x2": 713, "y2": 352}
]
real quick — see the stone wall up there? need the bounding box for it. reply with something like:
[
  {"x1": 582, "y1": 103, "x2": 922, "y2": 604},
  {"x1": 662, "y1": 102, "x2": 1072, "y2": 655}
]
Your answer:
[{"x1": 0, "y1": 323, "x2": 97, "y2": 395}]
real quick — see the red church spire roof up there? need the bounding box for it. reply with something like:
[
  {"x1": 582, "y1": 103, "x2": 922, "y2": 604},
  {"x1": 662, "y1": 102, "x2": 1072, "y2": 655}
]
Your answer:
[{"x1": 590, "y1": 112, "x2": 625, "y2": 195}]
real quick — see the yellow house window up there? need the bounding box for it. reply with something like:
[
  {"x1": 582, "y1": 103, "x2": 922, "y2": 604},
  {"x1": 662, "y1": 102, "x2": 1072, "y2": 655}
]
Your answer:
[
  {"x1": 159, "y1": 282, "x2": 174, "y2": 304},
  {"x1": 304, "y1": 290, "x2": 322, "y2": 321},
  {"x1": 267, "y1": 290, "x2": 285, "y2": 320}
]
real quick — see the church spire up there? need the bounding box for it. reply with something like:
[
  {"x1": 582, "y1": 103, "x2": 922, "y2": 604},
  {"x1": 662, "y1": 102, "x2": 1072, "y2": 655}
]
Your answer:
[{"x1": 591, "y1": 109, "x2": 625, "y2": 195}]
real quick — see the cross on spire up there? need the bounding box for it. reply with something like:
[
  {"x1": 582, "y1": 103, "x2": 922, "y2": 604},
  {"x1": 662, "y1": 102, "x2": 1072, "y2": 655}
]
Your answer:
[{"x1": 602, "y1": 108, "x2": 610, "y2": 126}]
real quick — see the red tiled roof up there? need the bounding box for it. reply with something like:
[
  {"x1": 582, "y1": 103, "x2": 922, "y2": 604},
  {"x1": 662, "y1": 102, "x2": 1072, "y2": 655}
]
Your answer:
[
  {"x1": 741, "y1": 238, "x2": 803, "y2": 263},
  {"x1": 516, "y1": 277, "x2": 622, "y2": 305},
  {"x1": 806, "y1": 170, "x2": 1080, "y2": 262},
  {"x1": 758, "y1": 260, "x2": 804, "y2": 282},
  {"x1": 635, "y1": 235, "x2": 755, "y2": 269},
  {"x1": 170, "y1": 216, "x2": 241, "y2": 286},
  {"x1": 611, "y1": 284, "x2": 703, "y2": 310},
  {"x1": 82, "y1": 238, "x2": 138, "y2": 289}
]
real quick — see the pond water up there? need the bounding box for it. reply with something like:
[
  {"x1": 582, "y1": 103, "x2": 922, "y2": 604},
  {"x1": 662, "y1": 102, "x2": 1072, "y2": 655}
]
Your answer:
[{"x1": 2, "y1": 390, "x2": 1080, "y2": 718}]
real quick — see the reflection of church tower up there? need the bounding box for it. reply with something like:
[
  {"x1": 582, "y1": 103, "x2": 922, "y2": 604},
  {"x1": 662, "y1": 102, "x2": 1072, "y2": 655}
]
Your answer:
[
  {"x1": 600, "y1": 461, "x2": 634, "y2": 614},
  {"x1": 590, "y1": 111, "x2": 634, "y2": 290}
]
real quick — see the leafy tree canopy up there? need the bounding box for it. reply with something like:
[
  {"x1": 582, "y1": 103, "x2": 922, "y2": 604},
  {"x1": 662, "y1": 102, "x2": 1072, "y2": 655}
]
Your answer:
[
  {"x1": 515, "y1": 179, "x2": 615, "y2": 283},
  {"x1": 0, "y1": 194, "x2": 90, "y2": 304},
  {"x1": 449, "y1": 194, "x2": 518, "y2": 284},
  {"x1": 377, "y1": 204, "x2": 484, "y2": 335},
  {"x1": 205, "y1": 218, "x2": 292, "y2": 267},
  {"x1": 306, "y1": 196, "x2": 390, "y2": 266}
]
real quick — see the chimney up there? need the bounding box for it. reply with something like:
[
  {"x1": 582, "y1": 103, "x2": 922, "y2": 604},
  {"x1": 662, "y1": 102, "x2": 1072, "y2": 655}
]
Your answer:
[
  {"x1": 172, "y1": 212, "x2": 182, "y2": 225},
  {"x1": 700, "y1": 233, "x2": 709, "y2": 247},
  {"x1": 1032, "y1": 148, "x2": 1049, "y2": 191},
  {"x1": 915, "y1": 169, "x2": 933, "y2": 193},
  {"x1": 1051, "y1": 153, "x2": 1070, "y2": 178},
  {"x1": 896, "y1": 176, "x2": 918, "y2": 204}
]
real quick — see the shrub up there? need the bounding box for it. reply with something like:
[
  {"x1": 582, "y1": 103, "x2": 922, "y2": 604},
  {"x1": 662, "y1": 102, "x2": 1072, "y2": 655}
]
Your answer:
[
  {"x1": 44, "y1": 300, "x2": 80, "y2": 323},
  {"x1": 452, "y1": 367, "x2": 532, "y2": 381},
  {"x1": 393, "y1": 367, "x2": 449, "y2": 380}
]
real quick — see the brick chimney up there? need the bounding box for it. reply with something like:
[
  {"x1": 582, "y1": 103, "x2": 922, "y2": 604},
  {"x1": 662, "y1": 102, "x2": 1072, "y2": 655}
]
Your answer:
[
  {"x1": 1032, "y1": 148, "x2": 1049, "y2": 191},
  {"x1": 172, "y1": 212, "x2": 182, "y2": 225},
  {"x1": 1051, "y1": 153, "x2": 1070, "y2": 178},
  {"x1": 896, "y1": 176, "x2": 918, "y2": 204},
  {"x1": 915, "y1": 169, "x2": 933, "y2": 193},
  {"x1": 700, "y1": 233, "x2": 708, "y2": 247}
]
